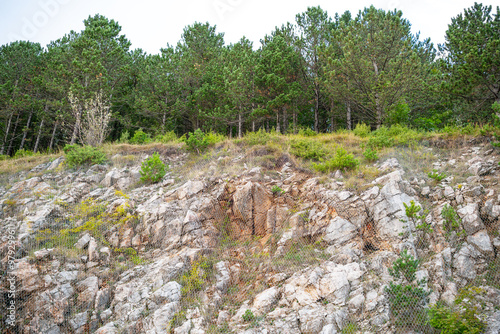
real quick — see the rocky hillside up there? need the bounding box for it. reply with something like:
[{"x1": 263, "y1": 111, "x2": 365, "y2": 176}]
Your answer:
[{"x1": 1, "y1": 139, "x2": 500, "y2": 334}]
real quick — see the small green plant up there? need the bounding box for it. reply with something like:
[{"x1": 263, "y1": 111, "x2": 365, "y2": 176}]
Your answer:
[
  {"x1": 119, "y1": 130, "x2": 130, "y2": 143},
  {"x1": 242, "y1": 128, "x2": 271, "y2": 146},
  {"x1": 367, "y1": 126, "x2": 396, "y2": 148},
  {"x1": 140, "y1": 152, "x2": 167, "y2": 184},
  {"x1": 428, "y1": 169, "x2": 447, "y2": 182},
  {"x1": 204, "y1": 131, "x2": 226, "y2": 145},
  {"x1": 64, "y1": 145, "x2": 106, "y2": 167},
  {"x1": 353, "y1": 123, "x2": 371, "y2": 137},
  {"x1": 129, "y1": 129, "x2": 151, "y2": 144},
  {"x1": 341, "y1": 322, "x2": 359, "y2": 334},
  {"x1": 385, "y1": 250, "x2": 431, "y2": 330},
  {"x1": 313, "y1": 147, "x2": 359, "y2": 173},
  {"x1": 441, "y1": 204, "x2": 466, "y2": 240},
  {"x1": 168, "y1": 310, "x2": 187, "y2": 331},
  {"x1": 428, "y1": 286, "x2": 486, "y2": 334},
  {"x1": 14, "y1": 148, "x2": 36, "y2": 159},
  {"x1": 271, "y1": 185, "x2": 284, "y2": 195},
  {"x1": 179, "y1": 257, "x2": 213, "y2": 296},
  {"x1": 297, "y1": 126, "x2": 317, "y2": 136},
  {"x1": 404, "y1": 200, "x2": 432, "y2": 247},
  {"x1": 185, "y1": 129, "x2": 209, "y2": 154},
  {"x1": 362, "y1": 147, "x2": 378, "y2": 162},
  {"x1": 154, "y1": 130, "x2": 178, "y2": 143},
  {"x1": 242, "y1": 309, "x2": 255, "y2": 322},
  {"x1": 290, "y1": 138, "x2": 326, "y2": 160}
]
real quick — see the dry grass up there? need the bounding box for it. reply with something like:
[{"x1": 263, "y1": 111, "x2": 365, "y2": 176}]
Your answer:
[
  {"x1": 102, "y1": 141, "x2": 184, "y2": 156},
  {"x1": 0, "y1": 153, "x2": 61, "y2": 175}
]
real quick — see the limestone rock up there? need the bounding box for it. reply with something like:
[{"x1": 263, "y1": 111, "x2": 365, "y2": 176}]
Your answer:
[
  {"x1": 467, "y1": 230, "x2": 494, "y2": 255},
  {"x1": 215, "y1": 261, "x2": 230, "y2": 293},
  {"x1": 299, "y1": 305, "x2": 326, "y2": 334},
  {"x1": 457, "y1": 203, "x2": 486, "y2": 235},
  {"x1": 453, "y1": 244, "x2": 480, "y2": 279},
  {"x1": 252, "y1": 286, "x2": 279, "y2": 315},
  {"x1": 233, "y1": 182, "x2": 253, "y2": 223},
  {"x1": 75, "y1": 233, "x2": 92, "y2": 250},
  {"x1": 323, "y1": 216, "x2": 357, "y2": 246},
  {"x1": 76, "y1": 276, "x2": 99, "y2": 309},
  {"x1": 12, "y1": 259, "x2": 41, "y2": 293},
  {"x1": 152, "y1": 281, "x2": 182, "y2": 304}
]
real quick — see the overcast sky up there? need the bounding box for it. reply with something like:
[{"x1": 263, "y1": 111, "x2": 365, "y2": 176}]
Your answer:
[{"x1": 0, "y1": 0, "x2": 497, "y2": 54}]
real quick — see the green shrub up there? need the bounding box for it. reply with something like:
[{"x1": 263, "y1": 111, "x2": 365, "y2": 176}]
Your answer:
[
  {"x1": 441, "y1": 204, "x2": 462, "y2": 235},
  {"x1": 404, "y1": 200, "x2": 432, "y2": 242},
  {"x1": 341, "y1": 322, "x2": 359, "y2": 334},
  {"x1": 297, "y1": 127, "x2": 317, "y2": 137},
  {"x1": 119, "y1": 130, "x2": 130, "y2": 143},
  {"x1": 14, "y1": 148, "x2": 36, "y2": 159},
  {"x1": 204, "y1": 131, "x2": 226, "y2": 145},
  {"x1": 385, "y1": 250, "x2": 431, "y2": 330},
  {"x1": 362, "y1": 147, "x2": 378, "y2": 162},
  {"x1": 243, "y1": 128, "x2": 271, "y2": 146},
  {"x1": 353, "y1": 123, "x2": 371, "y2": 137},
  {"x1": 154, "y1": 130, "x2": 177, "y2": 143},
  {"x1": 367, "y1": 131, "x2": 395, "y2": 148},
  {"x1": 386, "y1": 102, "x2": 410, "y2": 126},
  {"x1": 185, "y1": 129, "x2": 209, "y2": 153},
  {"x1": 129, "y1": 129, "x2": 151, "y2": 144},
  {"x1": 428, "y1": 287, "x2": 486, "y2": 334},
  {"x1": 428, "y1": 169, "x2": 447, "y2": 182},
  {"x1": 65, "y1": 145, "x2": 106, "y2": 168},
  {"x1": 313, "y1": 147, "x2": 359, "y2": 173},
  {"x1": 179, "y1": 257, "x2": 213, "y2": 296},
  {"x1": 290, "y1": 139, "x2": 327, "y2": 160},
  {"x1": 242, "y1": 309, "x2": 255, "y2": 322},
  {"x1": 140, "y1": 152, "x2": 167, "y2": 183},
  {"x1": 0, "y1": 154, "x2": 8, "y2": 161},
  {"x1": 63, "y1": 144, "x2": 79, "y2": 153},
  {"x1": 271, "y1": 185, "x2": 284, "y2": 195}
]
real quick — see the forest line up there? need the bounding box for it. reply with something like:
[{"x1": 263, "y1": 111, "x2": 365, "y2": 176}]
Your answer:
[{"x1": 0, "y1": 3, "x2": 499, "y2": 155}]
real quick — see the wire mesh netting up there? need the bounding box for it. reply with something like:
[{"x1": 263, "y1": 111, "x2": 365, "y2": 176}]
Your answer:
[{"x1": 1, "y1": 144, "x2": 500, "y2": 334}]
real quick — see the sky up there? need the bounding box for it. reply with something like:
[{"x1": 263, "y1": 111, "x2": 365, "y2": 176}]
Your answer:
[{"x1": 0, "y1": 0, "x2": 498, "y2": 54}]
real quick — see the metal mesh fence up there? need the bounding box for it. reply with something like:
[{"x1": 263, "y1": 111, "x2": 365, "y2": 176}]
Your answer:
[{"x1": 1, "y1": 145, "x2": 500, "y2": 334}]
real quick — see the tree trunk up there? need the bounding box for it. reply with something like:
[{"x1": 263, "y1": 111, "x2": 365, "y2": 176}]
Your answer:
[
  {"x1": 229, "y1": 125, "x2": 233, "y2": 139},
  {"x1": 19, "y1": 109, "x2": 34, "y2": 151},
  {"x1": 162, "y1": 97, "x2": 168, "y2": 132},
  {"x1": 34, "y1": 119, "x2": 44, "y2": 153},
  {"x1": 293, "y1": 108, "x2": 297, "y2": 134},
  {"x1": 70, "y1": 105, "x2": 81, "y2": 145},
  {"x1": 1, "y1": 111, "x2": 14, "y2": 155},
  {"x1": 276, "y1": 112, "x2": 280, "y2": 134},
  {"x1": 314, "y1": 84, "x2": 320, "y2": 133},
  {"x1": 49, "y1": 119, "x2": 58, "y2": 151},
  {"x1": 252, "y1": 120, "x2": 255, "y2": 132},
  {"x1": 282, "y1": 106, "x2": 288, "y2": 134},
  {"x1": 372, "y1": 60, "x2": 383, "y2": 128},
  {"x1": 7, "y1": 112, "x2": 21, "y2": 156},
  {"x1": 330, "y1": 100, "x2": 335, "y2": 133},
  {"x1": 375, "y1": 93, "x2": 383, "y2": 129},
  {"x1": 238, "y1": 109, "x2": 242, "y2": 138},
  {"x1": 346, "y1": 101, "x2": 352, "y2": 130}
]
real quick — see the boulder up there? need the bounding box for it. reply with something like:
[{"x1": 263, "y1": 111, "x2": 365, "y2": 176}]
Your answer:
[
  {"x1": 467, "y1": 230, "x2": 494, "y2": 255},
  {"x1": 457, "y1": 204, "x2": 486, "y2": 235},
  {"x1": 299, "y1": 306, "x2": 326, "y2": 334},
  {"x1": 76, "y1": 276, "x2": 99, "y2": 309},
  {"x1": 252, "y1": 286, "x2": 279, "y2": 315},
  {"x1": 75, "y1": 233, "x2": 92, "y2": 250},
  {"x1": 12, "y1": 259, "x2": 41, "y2": 293},
  {"x1": 323, "y1": 216, "x2": 357, "y2": 246},
  {"x1": 233, "y1": 182, "x2": 253, "y2": 223}
]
